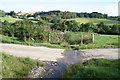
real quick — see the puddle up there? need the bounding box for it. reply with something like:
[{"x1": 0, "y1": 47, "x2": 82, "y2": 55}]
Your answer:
[{"x1": 60, "y1": 50, "x2": 85, "y2": 64}]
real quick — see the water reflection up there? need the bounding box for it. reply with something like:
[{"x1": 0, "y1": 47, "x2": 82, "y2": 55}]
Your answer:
[{"x1": 60, "y1": 50, "x2": 85, "y2": 65}]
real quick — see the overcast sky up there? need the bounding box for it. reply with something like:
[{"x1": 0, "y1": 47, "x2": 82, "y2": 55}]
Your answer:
[{"x1": 0, "y1": 0, "x2": 119, "y2": 16}]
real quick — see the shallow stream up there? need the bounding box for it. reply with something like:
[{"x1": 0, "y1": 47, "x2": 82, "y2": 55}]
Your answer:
[{"x1": 27, "y1": 50, "x2": 86, "y2": 78}]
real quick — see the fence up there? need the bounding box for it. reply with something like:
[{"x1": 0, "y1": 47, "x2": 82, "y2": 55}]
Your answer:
[{"x1": 44, "y1": 31, "x2": 94, "y2": 45}]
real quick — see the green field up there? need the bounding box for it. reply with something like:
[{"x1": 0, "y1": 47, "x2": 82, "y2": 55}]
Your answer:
[
  {"x1": 62, "y1": 58, "x2": 120, "y2": 79},
  {"x1": 0, "y1": 17, "x2": 37, "y2": 23},
  {"x1": 1, "y1": 52, "x2": 44, "y2": 78},
  {"x1": 0, "y1": 17, "x2": 119, "y2": 25},
  {"x1": 72, "y1": 34, "x2": 119, "y2": 49},
  {"x1": 94, "y1": 34, "x2": 118, "y2": 45},
  {"x1": 74, "y1": 32, "x2": 118, "y2": 46},
  {"x1": 68, "y1": 18, "x2": 119, "y2": 25},
  {"x1": 0, "y1": 17, "x2": 22, "y2": 23}
]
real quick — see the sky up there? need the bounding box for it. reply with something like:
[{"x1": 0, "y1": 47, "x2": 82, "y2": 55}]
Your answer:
[{"x1": 0, "y1": 0, "x2": 119, "y2": 16}]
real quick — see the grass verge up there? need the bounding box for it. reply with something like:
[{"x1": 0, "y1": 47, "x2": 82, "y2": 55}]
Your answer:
[
  {"x1": 1, "y1": 52, "x2": 44, "y2": 78},
  {"x1": 62, "y1": 58, "x2": 120, "y2": 79},
  {"x1": 0, "y1": 35, "x2": 69, "y2": 49}
]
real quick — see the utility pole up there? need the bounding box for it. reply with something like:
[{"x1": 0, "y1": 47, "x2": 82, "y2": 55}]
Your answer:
[{"x1": 48, "y1": 31, "x2": 51, "y2": 42}]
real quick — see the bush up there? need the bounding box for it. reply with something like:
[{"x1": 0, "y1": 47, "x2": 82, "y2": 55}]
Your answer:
[
  {"x1": 83, "y1": 35, "x2": 92, "y2": 44},
  {"x1": 64, "y1": 32, "x2": 81, "y2": 45},
  {"x1": 64, "y1": 32, "x2": 92, "y2": 45}
]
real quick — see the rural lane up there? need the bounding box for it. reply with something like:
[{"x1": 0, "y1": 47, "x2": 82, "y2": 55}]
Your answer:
[
  {"x1": 0, "y1": 43, "x2": 119, "y2": 61},
  {"x1": 0, "y1": 43, "x2": 64, "y2": 61}
]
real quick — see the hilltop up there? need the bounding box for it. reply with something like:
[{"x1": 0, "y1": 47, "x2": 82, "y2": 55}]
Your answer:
[{"x1": 16, "y1": 12, "x2": 35, "y2": 15}]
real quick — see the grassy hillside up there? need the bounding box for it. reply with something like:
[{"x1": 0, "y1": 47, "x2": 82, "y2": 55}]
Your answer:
[
  {"x1": 0, "y1": 17, "x2": 22, "y2": 23},
  {"x1": 0, "y1": 17, "x2": 118, "y2": 25},
  {"x1": 62, "y1": 58, "x2": 120, "y2": 79},
  {"x1": 68, "y1": 18, "x2": 119, "y2": 25},
  {"x1": 1, "y1": 52, "x2": 43, "y2": 78},
  {"x1": 0, "y1": 17, "x2": 37, "y2": 23}
]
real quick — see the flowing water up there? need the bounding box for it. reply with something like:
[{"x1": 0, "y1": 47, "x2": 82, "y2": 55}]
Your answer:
[
  {"x1": 61, "y1": 50, "x2": 85, "y2": 64},
  {"x1": 28, "y1": 50, "x2": 86, "y2": 78}
]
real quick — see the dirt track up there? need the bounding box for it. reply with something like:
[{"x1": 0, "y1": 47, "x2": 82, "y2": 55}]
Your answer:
[
  {"x1": 0, "y1": 43, "x2": 64, "y2": 61},
  {"x1": 81, "y1": 48, "x2": 119, "y2": 60},
  {"x1": 0, "y1": 43, "x2": 119, "y2": 61}
]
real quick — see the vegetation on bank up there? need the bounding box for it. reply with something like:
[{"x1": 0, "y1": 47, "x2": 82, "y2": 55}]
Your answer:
[
  {"x1": 0, "y1": 35, "x2": 70, "y2": 49},
  {"x1": 62, "y1": 58, "x2": 120, "y2": 79},
  {"x1": 1, "y1": 52, "x2": 44, "y2": 78}
]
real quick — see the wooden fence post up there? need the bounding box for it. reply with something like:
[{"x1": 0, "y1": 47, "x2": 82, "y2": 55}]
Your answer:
[
  {"x1": 81, "y1": 34, "x2": 83, "y2": 45},
  {"x1": 92, "y1": 33, "x2": 94, "y2": 43},
  {"x1": 48, "y1": 31, "x2": 51, "y2": 42}
]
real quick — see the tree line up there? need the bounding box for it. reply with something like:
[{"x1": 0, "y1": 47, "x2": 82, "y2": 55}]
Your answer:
[
  {"x1": 0, "y1": 10, "x2": 108, "y2": 19},
  {"x1": 32, "y1": 11, "x2": 108, "y2": 22},
  {"x1": 2, "y1": 20, "x2": 45, "y2": 41},
  {"x1": 1, "y1": 19, "x2": 119, "y2": 40},
  {"x1": 51, "y1": 20, "x2": 120, "y2": 35},
  {"x1": 1, "y1": 10, "x2": 120, "y2": 21}
]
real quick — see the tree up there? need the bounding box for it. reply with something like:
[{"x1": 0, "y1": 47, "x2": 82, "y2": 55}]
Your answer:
[
  {"x1": 2, "y1": 20, "x2": 10, "y2": 36},
  {"x1": 8, "y1": 11, "x2": 16, "y2": 16},
  {"x1": 97, "y1": 22, "x2": 106, "y2": 33}
]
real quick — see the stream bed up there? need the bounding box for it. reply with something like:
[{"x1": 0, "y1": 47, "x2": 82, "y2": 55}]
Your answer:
[{"x1": 27, "y1": 50, "x2": 86, "y2": 78}]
